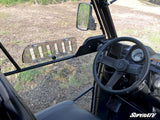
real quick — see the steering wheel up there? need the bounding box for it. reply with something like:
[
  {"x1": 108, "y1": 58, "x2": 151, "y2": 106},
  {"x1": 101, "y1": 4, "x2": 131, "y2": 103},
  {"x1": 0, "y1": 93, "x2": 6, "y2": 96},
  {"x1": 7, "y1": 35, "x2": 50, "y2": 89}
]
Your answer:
[{"x1": 93, "y1": 37, "x2": 150, "y2": 94}]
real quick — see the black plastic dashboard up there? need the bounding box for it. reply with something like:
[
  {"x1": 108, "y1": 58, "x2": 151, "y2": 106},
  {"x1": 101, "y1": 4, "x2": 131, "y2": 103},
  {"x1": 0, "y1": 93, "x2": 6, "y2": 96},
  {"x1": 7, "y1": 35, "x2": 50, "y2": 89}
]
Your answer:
[
  {"x1": 110, "y1": 43, "x2": 160, "y2": 74},
  {"x1": 150, "y1": 54, "x2": 160, "y2": 74}
]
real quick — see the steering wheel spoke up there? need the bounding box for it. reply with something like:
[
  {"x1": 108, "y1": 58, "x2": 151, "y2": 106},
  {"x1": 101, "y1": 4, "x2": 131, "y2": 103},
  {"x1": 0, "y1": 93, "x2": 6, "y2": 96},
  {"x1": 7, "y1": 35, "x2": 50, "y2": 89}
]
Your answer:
[
  {"x1": 105, "y1": 71, "x2": 123, "y2": 89},
  {"x1": 101, "y1": 56, "x2": 116, "y2": 68},
  {"x1": 126, "y1": 64, "x2": 143, "y2": 74}
]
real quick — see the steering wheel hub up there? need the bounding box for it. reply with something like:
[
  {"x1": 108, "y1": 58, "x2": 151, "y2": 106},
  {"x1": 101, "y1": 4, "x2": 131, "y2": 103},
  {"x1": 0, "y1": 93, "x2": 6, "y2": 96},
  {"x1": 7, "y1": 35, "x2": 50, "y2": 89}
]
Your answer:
[{"x1": 114, "y1": 59, "x2": 128, "y2": 71}]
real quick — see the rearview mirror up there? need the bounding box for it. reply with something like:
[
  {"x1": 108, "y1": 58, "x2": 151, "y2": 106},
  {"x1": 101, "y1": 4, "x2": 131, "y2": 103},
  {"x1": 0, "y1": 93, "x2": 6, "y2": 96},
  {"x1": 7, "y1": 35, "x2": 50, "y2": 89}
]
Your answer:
[{"x1": 76, "y1": 3, "x2": 96, "y2": 31}]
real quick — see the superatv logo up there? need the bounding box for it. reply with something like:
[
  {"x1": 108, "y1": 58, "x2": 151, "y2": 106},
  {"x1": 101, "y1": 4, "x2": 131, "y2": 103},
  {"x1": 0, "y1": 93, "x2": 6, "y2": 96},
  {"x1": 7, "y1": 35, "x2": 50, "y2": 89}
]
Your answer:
[{"x1": 130, "y1": 112, "x2": 156, "y2": 118}]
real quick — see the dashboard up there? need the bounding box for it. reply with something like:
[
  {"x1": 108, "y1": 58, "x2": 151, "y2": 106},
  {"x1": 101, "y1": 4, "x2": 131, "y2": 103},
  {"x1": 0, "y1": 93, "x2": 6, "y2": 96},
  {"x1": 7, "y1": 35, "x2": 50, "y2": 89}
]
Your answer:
[
  {"x1": 129, "y1": 46, "x2": 160, "y2": 74},
  {"x1": 109, "y1": 43, "x2": 160, "y2": 112},
  {"x1": 150, "y1": 54, "x2": 160, "y2": 74},
  {"x1": 150, "y1": 54, "x2": 160, "y2": 68},
  {"x1": 110, "y1": 43, "x2": 160, "y2": 74},
  {"x1": 128, "y1": 45, "x2": 160, "y2": 74}
]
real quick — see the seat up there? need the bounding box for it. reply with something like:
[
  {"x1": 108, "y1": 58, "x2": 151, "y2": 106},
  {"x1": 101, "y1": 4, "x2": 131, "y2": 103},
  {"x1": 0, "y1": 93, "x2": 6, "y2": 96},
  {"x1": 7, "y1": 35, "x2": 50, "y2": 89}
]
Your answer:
[
  {"x1": 35, "y1": 100, "x2": 99, "y2": 120},
  {"x1": 0, "y1": 71, "x2": 99, "y2": 120}
]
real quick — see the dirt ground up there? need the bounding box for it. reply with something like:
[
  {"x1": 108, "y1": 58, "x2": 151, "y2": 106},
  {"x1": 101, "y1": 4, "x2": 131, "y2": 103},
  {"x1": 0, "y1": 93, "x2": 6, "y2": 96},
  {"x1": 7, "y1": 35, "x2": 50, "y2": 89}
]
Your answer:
[{"x1": 0, "y1": 0, "x2": 160, "y2": 113}]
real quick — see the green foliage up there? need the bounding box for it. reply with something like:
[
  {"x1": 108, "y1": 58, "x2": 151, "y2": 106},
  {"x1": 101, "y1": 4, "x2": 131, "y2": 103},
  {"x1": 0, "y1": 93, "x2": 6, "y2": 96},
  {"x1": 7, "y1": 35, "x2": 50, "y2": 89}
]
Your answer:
[
  {"x1": 17, "y1": 68, "x2": 44, "y2": 81},
  {"x1": 0, "y1": 58, "x2": 5, "y2": 66},
  {"x1": 1, "y1": 31, "x2": 9, "y2": 35},
  {"x1": 36, "y1": 0, "x2": 78, "y2": 5},
  {"x1": 59, "y1": 83, "x2": 67, "y2": 88},
  {"x1": 14, "y1": 81, "x2": 23, "y2": 90},
  {"x1": 149, "y1": 31, "x2": 160, "y2": 44},
  {"x1": 0, "y1": 0, "x2": 79, "y2": 5},
  {"x1": 68, "y1": 75, "x2": 79, "y2": 88},
  {"x1": 0, "y1": 0, "x2": 31, "y2": 6},
  {"x1": 14, "y1": 68, "x2": 45, "y2": 91}
]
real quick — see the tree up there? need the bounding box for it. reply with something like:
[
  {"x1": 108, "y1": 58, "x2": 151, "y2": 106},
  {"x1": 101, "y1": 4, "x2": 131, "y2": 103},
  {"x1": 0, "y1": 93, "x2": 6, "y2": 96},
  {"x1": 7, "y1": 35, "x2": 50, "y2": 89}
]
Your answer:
[{"x1": 34, "y1": 0, "x2": 38, "y2": 4}]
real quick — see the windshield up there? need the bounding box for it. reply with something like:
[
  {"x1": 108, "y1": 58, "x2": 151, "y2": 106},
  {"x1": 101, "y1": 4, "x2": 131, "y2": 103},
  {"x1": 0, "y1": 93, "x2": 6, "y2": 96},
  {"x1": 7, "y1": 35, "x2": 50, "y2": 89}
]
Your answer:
[
  {"x1": 0, "y1": 0, "x2": 101, "y2": 113},
  {"x1": 111, "y1": 0, "x2": 160, "y2": 52}
]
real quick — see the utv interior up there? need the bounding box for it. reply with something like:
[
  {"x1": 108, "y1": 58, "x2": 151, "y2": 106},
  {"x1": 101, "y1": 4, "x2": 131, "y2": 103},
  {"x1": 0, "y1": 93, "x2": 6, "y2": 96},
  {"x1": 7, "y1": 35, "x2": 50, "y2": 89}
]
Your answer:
[{"x1": 0, "y1": 0, "x2": 160, "y2": 120}]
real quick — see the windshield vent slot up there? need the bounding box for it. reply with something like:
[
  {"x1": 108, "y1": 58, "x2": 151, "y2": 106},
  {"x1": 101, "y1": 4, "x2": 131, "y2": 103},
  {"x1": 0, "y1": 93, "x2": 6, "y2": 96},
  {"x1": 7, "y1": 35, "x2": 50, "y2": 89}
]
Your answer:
[
  {"x1": 54, "y1": 43, "x2": 59, "y2": 55},
  {"x1": 38, "y1": 46, "x2": 44, "y2": 59},
  {"x1": 69, "y1": 40, "x2": 72, "y2": 52},
  {"x1": 30, "y1": 48, "x2": 36, "y2": 61}
]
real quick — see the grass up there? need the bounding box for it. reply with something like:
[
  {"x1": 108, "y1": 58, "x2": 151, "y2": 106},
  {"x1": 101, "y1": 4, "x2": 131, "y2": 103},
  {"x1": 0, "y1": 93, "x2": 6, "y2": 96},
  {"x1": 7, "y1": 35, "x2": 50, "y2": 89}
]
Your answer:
[
  {"x1": 18, "y1": 40, "x2": 24, "y2": 45},
  {"x1": 149, "y1": 31, "x2": 160, "y2": 44},
  {"x1": 0, "y1": 0, "x2": 79, "y2": 6},
  {"x1": 17, "y1": 68, "x2": 44, "y2": 81},
  {"x1": 68, "y1": 75, "x2": 79, "y2": 88},
  {"x1": 0, "y1": 58, "x2": 4, "y2": 65},
  {"x1": 37, "y1": 0, "x2": 79, "y2": 5},
  {"x1": 1, "y1": 31, "x2": 9, "y2": 35},
  {"x1": 118, "y1": 29, "x2": 160, "y2": 52},
  {"x1": 14, "y1": 81, "x2": 23, "y2": 90},
  {"x1": 13, "y1": 67, "x2": 45, "y2": 91},
  {"x1": 52, "y1": 62, "x2": 87, "y2": 89},
  {"x1": 145, "y1": 31, "x2": 160, "y2": 52},
  {"x1": 0, "y1": 0, "x2": 31, "y2": 6},
  {"x1": 54, "y1": 63, "x2": 78, "y2": 87},
  {"x1": 118, "y1": 29, "x2": 138, "y2": 36},
  {"x1": 0, "y1": 12, "x2": 6, "y2": 18},
  {"x1": 59, "y1": 83, "x2": 67, "y2": 88}
]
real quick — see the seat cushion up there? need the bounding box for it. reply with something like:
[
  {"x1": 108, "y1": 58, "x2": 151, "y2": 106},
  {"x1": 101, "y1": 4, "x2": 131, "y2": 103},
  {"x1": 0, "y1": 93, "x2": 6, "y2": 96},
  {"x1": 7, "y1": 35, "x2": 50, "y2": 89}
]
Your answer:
[{"x1": 35, "y1": 100, "x2": 99, "y2": 120}]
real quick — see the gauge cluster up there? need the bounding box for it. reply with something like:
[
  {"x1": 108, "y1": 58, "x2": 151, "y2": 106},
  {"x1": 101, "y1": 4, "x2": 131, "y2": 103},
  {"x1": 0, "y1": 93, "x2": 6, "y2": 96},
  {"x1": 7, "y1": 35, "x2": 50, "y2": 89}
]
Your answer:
[
  {"x1": 124, "y1": 45, "x2": 145, "y2": 63},
  {"x1": 131, "y1": 48, "x2": 144, "y2": 62}
]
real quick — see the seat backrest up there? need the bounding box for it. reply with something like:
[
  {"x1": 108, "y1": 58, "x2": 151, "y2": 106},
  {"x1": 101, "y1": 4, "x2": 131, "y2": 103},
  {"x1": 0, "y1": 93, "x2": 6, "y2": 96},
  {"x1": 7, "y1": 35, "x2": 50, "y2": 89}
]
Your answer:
[{"x1": 0, "y1": 72, "x2": 36, "y2": 120}]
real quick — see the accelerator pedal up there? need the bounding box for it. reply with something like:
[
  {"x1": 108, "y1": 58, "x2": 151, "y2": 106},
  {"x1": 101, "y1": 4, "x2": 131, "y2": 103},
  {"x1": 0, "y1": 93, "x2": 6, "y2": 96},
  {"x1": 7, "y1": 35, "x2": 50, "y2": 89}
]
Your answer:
[{"x1": 22, "y1": 37, "x2": 77, "y2": 63}]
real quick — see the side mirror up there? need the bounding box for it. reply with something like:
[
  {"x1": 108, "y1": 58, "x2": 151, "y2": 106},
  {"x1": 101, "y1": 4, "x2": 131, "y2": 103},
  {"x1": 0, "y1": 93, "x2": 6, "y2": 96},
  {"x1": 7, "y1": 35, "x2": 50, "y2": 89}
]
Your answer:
[{"x1": 76, "y1": 3, "x2": 97, "y2": 31}]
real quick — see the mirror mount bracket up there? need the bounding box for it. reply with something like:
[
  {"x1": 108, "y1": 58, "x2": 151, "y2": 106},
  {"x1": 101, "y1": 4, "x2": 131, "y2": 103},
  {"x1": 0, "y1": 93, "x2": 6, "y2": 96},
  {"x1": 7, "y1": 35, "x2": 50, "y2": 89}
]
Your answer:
[{"x1": 88, "y1": 15, "x2": 97, "y2": 30}]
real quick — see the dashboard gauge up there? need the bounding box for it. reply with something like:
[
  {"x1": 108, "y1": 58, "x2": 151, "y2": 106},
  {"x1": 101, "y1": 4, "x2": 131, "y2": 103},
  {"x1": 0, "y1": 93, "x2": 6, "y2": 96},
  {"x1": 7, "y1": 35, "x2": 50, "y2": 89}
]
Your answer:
[{"x1": 131, "y1": 48, "x2": 144, "y2": 62}]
